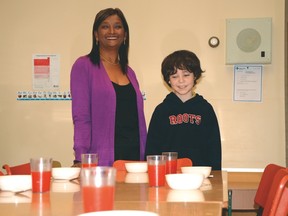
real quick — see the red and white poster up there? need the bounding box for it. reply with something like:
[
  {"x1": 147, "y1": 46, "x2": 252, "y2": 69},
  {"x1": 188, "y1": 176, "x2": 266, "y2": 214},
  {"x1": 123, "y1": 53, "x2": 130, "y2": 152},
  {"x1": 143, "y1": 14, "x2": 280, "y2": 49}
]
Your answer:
[{"x1": 32, "y1": 54, "x2": 60, "y2": 90}]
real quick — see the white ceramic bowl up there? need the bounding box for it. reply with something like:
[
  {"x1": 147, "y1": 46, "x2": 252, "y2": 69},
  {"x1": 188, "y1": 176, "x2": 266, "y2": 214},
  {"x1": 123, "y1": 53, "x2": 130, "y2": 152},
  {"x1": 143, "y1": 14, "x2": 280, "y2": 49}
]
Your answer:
[
  {"x1": 166, "y1": 189, "x2": 205, "y2": 202},
  {"x1": 181, "y1": 166, "x2": 212, "y2": 178},
  {"x1": 0, "y1": 175, "x2": 32, "y2": 192},
  {"x1": 52, "y1": 167, "x2": 81, "y2": 180},
  {"x1": 125, "y1": 173, "x2": 149, "y2": 183},
  {"x1": 165, "y1": 173, "x2": 204, "y2": 190},
  {"x1": 125, "y1": 162, "x2": 148, "y2": 173}
]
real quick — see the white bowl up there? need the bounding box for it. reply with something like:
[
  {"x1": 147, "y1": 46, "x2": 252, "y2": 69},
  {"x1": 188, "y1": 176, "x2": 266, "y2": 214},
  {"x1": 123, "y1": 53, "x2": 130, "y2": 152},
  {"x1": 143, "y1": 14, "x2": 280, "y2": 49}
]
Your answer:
[
  {"x1": 125, "y1": 173, "x2": 149, "y2": 183},
  {"x1": 52, "y1": 167, "x2": 81, "y2": 180},
  {"x1": 0, "y1": 175, "x2": 32, "y2": 192},
  {"x1": 125, "y1": 162, "x2": 147, "y2": 173},
  {"x1": 166, "y1": 189, "x2": 205, "y2": 202},
  {"x1": 181, "y1": 166, "x2": 212, "y2": 178},
  {"x1": 165, "y1": 173, "x2": 204, "y2": 190}
]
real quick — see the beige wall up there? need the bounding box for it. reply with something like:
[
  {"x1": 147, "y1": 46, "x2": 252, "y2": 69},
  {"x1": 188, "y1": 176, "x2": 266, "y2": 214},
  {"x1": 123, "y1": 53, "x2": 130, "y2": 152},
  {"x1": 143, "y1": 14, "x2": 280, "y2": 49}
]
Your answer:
[{"x1": 0, "y1": 0, "x2": 286, "y2": 168}]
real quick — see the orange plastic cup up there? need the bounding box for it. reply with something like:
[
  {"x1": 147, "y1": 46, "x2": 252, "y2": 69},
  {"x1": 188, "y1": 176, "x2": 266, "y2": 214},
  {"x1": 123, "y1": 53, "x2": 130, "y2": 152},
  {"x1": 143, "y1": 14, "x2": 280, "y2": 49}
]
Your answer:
[
  {"x1": 147, "y1": 155, "x2": 167, "y2": 187},
  {"x1": 30, "y1": 157, "x2": 52, "y2": 193},
  {"x1": 162, "y1": 152, "x2": 178, "y2": 174},
  {"x1": 81, "y1": 153, "x2": 98, "y2": 168},
  {"x1": 81, "y1": 167, "x2": 116, "y2": 213}
]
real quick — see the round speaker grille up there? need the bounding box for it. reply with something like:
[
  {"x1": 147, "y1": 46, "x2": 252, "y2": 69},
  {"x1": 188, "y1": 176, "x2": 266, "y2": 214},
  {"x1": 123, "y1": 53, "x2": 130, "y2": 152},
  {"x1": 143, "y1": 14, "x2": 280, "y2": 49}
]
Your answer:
[{"x1": 236, "y1": 28, "x2": 261, "y2": 53}]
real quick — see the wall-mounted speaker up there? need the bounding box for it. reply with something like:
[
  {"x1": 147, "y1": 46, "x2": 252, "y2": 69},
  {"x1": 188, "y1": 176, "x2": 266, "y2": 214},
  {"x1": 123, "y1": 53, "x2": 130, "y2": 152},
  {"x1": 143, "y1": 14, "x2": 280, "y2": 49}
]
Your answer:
[{"x1": 226, "y1": 17, "x2": 272, "y2": 64}]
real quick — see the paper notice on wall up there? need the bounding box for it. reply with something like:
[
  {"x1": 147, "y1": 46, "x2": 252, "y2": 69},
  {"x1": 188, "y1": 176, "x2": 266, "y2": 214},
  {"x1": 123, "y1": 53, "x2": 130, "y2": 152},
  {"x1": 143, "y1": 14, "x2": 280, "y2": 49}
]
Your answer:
[
  {"x1": 32, "y1": 54, "x2": 60, "y2": 90},
  {"x1": 233, "y1": 65, "x2": 262, "y2": 102}
]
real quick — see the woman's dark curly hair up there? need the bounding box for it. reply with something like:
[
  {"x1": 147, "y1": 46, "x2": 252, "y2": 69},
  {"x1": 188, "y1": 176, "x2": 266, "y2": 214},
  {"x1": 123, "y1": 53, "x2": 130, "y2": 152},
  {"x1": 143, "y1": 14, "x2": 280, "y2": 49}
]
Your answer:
[{"x1": 161, "y1": 50, "x2": 204, "y2": 87}]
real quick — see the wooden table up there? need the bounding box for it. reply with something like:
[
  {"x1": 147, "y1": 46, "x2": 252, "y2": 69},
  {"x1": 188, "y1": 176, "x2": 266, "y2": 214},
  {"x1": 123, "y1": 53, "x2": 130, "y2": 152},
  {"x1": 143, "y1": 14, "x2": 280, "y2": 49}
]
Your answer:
[{"x1": 0, "y1": 171, "x2": 227, "y2": 216}]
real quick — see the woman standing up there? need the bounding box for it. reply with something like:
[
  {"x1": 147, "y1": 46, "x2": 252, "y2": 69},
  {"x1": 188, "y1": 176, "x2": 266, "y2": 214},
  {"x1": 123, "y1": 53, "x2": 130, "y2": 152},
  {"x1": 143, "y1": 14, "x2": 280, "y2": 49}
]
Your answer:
[{"x1": 71, "y1": 8, "x2": 147, "y2": 166}]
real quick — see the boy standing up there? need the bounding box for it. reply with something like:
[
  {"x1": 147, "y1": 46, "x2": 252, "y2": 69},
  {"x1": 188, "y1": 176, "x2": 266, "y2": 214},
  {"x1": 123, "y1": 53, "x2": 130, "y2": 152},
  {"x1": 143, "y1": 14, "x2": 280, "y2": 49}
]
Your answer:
[{"x1": 145, "y1": 50, "x2": 222, "y2": 170}]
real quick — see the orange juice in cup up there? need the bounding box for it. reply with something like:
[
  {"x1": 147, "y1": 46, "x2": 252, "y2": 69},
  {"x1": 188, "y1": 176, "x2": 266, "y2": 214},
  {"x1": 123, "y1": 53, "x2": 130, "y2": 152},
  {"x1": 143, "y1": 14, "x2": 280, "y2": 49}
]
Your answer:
[
  {"x1": 81, "y1": 167, "x2": 116, "y2": 213},
  {"x1": 82, "y1": 163, "x2": 97, "y2": 168},
  {"x1": 81, "y1": 153, "x2": 98, "y2": 168},
  {"x1": 162, "y1": 152, "x2": 178, "y2": 174},
  {"x1": 82, "y1": 185, "x2": 115, "y2": 212},
  {"x1": 147, "y1": 155, "x2": 167, "y2": 187},
  {"x1": 31, "y1": 171, "x2": 51, "y2": 192},
  {"x1": 30, "y1": 157, "x2": 52, "y2": 193}
]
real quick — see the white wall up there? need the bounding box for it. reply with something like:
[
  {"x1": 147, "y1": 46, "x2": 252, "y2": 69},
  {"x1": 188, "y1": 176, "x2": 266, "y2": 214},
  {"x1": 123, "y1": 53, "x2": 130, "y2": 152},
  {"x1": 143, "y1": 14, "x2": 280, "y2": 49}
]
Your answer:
[{"x1": 0, "y1": 0, "x2": 286, "y2": 168}]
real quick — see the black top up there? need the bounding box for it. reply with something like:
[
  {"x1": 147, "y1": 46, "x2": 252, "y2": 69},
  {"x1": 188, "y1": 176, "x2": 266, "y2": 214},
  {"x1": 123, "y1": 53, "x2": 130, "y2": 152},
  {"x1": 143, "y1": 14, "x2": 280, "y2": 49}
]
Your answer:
[
  {"x1": 112, "y1": 82, "x2": 140, "y2": 160},
  {"x1": 145, "y1": 92, "x2": 222, "y2": 170}
]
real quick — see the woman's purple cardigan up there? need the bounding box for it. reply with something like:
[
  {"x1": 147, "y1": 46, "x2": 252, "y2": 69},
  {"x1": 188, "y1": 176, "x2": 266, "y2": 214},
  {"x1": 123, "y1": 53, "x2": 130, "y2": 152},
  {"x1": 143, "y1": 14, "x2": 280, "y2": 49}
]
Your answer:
[{"x1": 70, "y1": 56, "x2": 147, "y2": 166}]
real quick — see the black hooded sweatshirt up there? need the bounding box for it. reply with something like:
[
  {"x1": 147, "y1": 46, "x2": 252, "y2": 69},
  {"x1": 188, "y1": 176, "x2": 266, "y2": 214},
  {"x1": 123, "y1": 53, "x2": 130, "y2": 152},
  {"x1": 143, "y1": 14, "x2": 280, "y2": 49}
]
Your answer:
[{"x1": 145, "y1": 92, "x2": 222, "y2": 170}]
